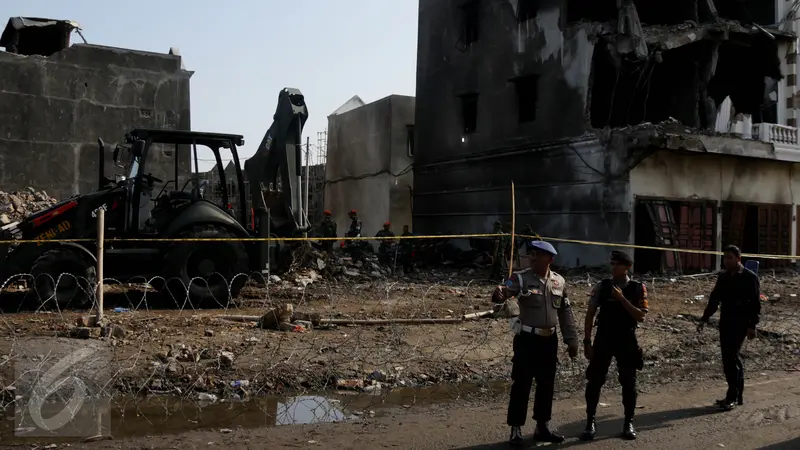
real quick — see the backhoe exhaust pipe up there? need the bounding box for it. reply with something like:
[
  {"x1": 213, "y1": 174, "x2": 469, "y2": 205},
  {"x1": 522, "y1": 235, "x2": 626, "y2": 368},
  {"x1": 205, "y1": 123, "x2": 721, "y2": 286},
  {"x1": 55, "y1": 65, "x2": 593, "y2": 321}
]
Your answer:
[{"x1": 98, "y1": 138, "x2": 105, "y2": 189}]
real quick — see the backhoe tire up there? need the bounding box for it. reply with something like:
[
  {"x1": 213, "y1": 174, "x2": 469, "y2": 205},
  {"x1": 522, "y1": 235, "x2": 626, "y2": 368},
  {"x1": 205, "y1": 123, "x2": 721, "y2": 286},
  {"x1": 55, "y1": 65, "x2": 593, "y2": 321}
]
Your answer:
[
  {"x1": 162, "y1": 225, "x2": 248, "y2": 307},
  {"x1": 31, "y1": 248, "x2": 97, "y2": 310}
]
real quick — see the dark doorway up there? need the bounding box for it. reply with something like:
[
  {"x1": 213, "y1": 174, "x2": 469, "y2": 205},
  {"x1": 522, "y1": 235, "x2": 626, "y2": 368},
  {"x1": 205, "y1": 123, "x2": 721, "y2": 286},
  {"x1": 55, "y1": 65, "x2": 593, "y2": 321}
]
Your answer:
[
  {"x1": 722, "y1": 202, "x2": 791, "y2": 269},
  {"x1": 634, "y1": 203, "x2": 660, "y2": 273},
  {"x1": 634, "y1": 198, "x2": 717, "y2": 274}
]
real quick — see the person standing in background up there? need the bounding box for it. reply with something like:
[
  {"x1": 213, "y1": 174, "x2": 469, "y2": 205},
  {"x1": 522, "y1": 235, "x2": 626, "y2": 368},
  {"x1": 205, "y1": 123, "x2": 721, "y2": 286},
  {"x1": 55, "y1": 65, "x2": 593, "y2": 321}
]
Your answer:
[
  {"x1": 319, "y1": 210, "x2": 337, "y2": 253},
  {"x1": 697, "y1": 245, "x2": 760, "y2": 411}
]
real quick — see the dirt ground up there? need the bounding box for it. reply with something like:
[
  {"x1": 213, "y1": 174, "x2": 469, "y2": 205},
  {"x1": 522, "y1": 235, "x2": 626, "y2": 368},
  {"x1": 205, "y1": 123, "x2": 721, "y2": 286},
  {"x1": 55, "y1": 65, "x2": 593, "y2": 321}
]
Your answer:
[
  {"x1": 5, "y1": 371, "x2": 799, "y2": 449},
  {"x1": 0, "y1": 269, "x2": 799, "y2": 448},
  {"x1": 1, "y1": 270, "x2": 798, "y2": 398}
]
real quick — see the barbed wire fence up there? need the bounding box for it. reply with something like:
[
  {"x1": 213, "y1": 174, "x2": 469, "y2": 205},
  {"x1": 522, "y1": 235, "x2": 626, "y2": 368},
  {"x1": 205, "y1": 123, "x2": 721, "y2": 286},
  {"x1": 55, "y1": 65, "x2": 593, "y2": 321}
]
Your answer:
[{"x1": 0, "y1": 235, "x2": 798, "y2": 442}]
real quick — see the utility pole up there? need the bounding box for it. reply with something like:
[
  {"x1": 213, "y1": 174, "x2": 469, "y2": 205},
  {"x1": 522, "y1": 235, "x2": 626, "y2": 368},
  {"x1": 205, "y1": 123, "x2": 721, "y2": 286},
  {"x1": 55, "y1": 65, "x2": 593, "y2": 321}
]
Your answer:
[{"x1": 305, "y1": 136, "x2": 310, "y2": 230}]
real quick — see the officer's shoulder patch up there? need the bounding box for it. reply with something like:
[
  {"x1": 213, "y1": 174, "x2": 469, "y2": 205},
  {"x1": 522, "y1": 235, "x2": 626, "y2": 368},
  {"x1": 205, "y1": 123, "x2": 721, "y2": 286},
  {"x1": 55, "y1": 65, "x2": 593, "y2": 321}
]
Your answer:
[
  {"x1": 550, "y1": 271, "x2": 565, "y2": 285},
  {"x1": 504, "y1": 279, "x2": 515, "y2": 287}
]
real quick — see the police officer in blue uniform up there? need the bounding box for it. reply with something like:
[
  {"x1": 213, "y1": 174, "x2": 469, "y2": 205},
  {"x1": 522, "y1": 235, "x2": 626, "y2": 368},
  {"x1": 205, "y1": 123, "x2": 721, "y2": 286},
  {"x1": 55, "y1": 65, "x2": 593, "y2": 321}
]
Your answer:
[
  {"x1": 492, "y1": 240, "x2": 579, "y2": 445},
  {"x1": 582, "y1": 250, "x2": 648, "y2": 441}
]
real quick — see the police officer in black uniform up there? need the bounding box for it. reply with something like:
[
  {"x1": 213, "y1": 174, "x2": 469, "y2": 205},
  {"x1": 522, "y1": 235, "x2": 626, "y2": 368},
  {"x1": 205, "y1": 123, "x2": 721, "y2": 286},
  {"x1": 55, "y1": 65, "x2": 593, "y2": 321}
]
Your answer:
[
  {"x1": 582, "y1": 250, "x2": 648, "y2": 441},
  {"x1": 697, "y1": 245, "x2": 761, "y2": 411}
]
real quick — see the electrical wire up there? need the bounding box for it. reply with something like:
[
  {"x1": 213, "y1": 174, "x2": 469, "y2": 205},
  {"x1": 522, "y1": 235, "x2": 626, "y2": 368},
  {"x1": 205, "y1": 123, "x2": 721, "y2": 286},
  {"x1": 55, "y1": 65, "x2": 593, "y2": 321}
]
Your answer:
[{"x1": 324, "y1": 163, "x2": 414, "y2": 186}]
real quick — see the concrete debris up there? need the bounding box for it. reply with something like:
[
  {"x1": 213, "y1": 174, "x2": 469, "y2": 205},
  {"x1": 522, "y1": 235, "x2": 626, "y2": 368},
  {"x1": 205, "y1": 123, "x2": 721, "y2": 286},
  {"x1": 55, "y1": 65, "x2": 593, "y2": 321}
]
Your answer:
[
  {"x1": 493, "y1": 298, "x2": 521, "y2": 318},
  {"x1": 101, "y1": 323, "x2": 126, "y2": 339},
  {"x1": 0, "y1": 188, "x2": 58, "y2": 224},
  {"x1": 1, "y1": 385, "x2": 16, "y2": 403},
  {"x1": 218, "y1": 351, "x2": 234, "y2": 368},
  {"x1": 257, "y1": 303, "x2": 294, "y2": 330},
  {"x1": 70, "y1": 326, "x2": 101, "y2": 339},
  {"x1": 197, "y1": 392, "x2": 218, "y2": 402}
]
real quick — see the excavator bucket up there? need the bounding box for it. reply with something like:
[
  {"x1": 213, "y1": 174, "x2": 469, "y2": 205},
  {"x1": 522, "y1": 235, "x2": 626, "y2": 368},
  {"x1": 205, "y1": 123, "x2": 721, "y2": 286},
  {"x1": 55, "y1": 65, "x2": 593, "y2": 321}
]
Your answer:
[{"x1": 244, "y1": 88, "x2": 309, "y2": 238}]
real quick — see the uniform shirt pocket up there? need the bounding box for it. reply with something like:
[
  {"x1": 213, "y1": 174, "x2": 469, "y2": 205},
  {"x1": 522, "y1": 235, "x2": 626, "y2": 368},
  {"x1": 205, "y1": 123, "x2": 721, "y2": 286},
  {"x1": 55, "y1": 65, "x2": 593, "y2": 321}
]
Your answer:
[
  {"x1": 551, "y1": 288, "x2": 563, "y2": 308},
  {"x1": 521, "y1": 288, "x2": 545, "y2": 307}
]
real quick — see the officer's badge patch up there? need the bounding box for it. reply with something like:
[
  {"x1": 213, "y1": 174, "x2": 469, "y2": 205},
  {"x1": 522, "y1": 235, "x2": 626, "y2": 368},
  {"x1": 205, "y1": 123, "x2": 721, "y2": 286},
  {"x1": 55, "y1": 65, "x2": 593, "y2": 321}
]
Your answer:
[{"x1": 552, "y1": 296, "x2": 562, "y2": 308}]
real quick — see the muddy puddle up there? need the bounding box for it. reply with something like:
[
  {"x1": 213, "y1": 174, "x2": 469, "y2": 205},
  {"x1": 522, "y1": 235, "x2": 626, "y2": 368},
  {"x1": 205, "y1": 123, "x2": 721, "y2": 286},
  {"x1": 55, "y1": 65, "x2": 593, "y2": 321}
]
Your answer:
[{"x1": 0, "y1": 381, "x2": 508, "y2": 444}]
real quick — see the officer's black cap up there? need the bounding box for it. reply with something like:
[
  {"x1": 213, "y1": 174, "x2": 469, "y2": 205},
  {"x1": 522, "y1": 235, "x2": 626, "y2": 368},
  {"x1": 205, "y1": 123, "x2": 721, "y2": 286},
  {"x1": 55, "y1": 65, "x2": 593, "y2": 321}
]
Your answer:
[{"x1": 610, "y1": 250, "x2": 633, "y2": 265}]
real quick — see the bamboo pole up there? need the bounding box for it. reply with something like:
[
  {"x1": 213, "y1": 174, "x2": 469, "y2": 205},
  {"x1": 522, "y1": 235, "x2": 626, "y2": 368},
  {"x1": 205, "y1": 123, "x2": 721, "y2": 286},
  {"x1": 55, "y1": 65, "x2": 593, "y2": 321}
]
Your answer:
[
  {"x1": 218, "y1": 310, "x2": 496, "y2": 325},
  {"x1": 508, "y1": 180, "x2": 516, "y2": 278},
  {"x1": 95, "y1": 209, "x2": 105, "y2": 323}
]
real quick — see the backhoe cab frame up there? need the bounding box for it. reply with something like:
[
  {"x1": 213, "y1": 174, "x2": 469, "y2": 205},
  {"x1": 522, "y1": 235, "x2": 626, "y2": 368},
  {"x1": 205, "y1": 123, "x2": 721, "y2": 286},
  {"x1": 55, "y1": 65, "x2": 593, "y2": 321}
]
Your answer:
[{"x1": 112, "y1": 129, "x2": 249, "y2": 235}]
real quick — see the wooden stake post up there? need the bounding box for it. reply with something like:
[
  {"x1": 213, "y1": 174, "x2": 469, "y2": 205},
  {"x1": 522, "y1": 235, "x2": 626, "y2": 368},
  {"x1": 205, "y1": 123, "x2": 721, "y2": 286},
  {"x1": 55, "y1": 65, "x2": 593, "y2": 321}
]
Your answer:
[{"x1": 95, "y1": 208, "x2": 105, "y2": 323}]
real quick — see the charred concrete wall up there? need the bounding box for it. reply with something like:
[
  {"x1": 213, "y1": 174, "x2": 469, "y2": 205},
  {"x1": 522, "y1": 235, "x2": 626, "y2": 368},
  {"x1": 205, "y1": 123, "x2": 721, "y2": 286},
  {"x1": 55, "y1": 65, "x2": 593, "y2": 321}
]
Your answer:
[
  {"x1": 0, "y1": 44, "x2": 192, "y2": 200},
  {"x1": 631, "y1": 150, "x2": 800, "y2": 206},
  {"x1": 325, "y1": 95, "x2": 415, "y2": 245},
  {"x1": 414, "y1": 0, "x2": 625, "y2": 266},
  {"x1": 413, "y1": 0, "x2": 792, "y2": 267}
]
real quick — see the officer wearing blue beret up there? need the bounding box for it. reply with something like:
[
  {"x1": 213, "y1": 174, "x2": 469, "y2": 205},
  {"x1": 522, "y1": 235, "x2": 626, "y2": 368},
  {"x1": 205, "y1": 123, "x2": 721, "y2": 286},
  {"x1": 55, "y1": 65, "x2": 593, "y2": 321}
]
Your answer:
[{"x1": 492, "y1": 239, "x2": 579, "y2": 445}]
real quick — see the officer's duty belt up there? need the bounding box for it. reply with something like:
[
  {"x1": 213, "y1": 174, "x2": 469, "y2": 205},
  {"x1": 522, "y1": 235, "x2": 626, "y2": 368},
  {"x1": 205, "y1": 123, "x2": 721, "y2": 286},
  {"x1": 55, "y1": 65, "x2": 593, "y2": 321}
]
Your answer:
[{"x1": 521, "y1": 325, "x2": 556, "y2": 337}]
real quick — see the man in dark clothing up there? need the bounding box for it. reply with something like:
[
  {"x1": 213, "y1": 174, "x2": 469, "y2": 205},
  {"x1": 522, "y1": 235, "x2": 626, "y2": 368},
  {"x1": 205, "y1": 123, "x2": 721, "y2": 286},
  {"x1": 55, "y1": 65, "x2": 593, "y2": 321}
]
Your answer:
[
  {"x1": 375, "y1": 221, "x2": 396, "y2": 266},
  {"x1": 319, "y1": 210, "x2": 337, "y2": 253},
  {"x1": 582, "y1": 250, "x2": 648, "y2": 441},
  {"x1": 698, "y1": 245, "x2": 761, "y2": 411},
  {"x1": 400, "y1": 225, "x2": 415, "y2": 273},
  {"x1": 346, "y1": 210, "x2": 362, "y2": 238}
]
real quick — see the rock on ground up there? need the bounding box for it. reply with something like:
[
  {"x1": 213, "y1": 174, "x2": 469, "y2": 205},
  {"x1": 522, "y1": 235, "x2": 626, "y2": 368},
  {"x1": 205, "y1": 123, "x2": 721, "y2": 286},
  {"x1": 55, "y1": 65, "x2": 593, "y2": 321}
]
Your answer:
[{"x1": 0, "y1": 188, "x2": 58, "y2": 224}]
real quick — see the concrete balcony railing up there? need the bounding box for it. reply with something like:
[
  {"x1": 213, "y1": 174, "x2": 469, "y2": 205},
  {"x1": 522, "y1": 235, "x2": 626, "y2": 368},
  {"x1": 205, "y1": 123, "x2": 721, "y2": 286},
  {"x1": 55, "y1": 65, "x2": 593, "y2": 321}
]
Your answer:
[
  {"x1": 714, "y1": 118, "x2": 800, "y2": 162},
  {"x1": 752, "y1": 122, "x2": 800, "y2": 146}
]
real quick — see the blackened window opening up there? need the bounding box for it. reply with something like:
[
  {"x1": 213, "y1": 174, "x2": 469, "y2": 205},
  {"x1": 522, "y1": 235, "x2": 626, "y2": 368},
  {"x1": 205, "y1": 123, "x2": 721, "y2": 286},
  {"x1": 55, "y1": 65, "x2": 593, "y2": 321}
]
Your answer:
[
  {"x1": 514, "y1": 75, "x2": 539, "y2": 123},
  {"x1": 462, "y1": 1, "x2": 480, "y2": 45},
  {"x1": 517, "y1": 0, "x2": 537, "y2": 22},
  {"x1": 565, "y1": 0, "x2": 616, "y2": 23},
  {"x1": 460, "y1": 93, "x2": 479, "y2": 134}
]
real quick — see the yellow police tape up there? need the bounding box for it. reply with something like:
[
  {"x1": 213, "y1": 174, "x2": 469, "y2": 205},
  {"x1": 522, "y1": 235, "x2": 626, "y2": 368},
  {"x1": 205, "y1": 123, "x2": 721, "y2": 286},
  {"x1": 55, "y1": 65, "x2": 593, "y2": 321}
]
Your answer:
[{"x1": 1, "y1": 232, "x2": 796, "y2": 261}]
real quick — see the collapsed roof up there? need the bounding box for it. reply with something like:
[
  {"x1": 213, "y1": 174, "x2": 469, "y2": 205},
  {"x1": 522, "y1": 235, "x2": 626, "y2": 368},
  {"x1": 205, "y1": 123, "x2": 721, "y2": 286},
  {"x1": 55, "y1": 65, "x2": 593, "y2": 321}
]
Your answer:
[{"x1": 0, "y1": 17, "x2": 80, "y2": 57}]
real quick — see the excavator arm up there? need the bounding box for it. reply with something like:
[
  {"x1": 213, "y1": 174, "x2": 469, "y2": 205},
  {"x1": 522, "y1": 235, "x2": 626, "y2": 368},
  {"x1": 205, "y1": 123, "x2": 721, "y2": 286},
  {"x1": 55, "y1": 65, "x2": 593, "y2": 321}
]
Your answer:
[{"x1": 244, "y1": 88, "x2": 309, "y2": 237}]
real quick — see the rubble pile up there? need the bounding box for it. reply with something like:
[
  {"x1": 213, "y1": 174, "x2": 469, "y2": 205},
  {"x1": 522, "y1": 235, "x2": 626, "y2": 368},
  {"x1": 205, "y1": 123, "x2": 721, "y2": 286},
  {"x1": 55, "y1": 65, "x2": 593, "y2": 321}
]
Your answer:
[
  {"x1": 286, "y1": 245, "x2": 395, "y2": 283},
  {"x1": 0, "y1": 188, "x2": 58, "y2": 224}
]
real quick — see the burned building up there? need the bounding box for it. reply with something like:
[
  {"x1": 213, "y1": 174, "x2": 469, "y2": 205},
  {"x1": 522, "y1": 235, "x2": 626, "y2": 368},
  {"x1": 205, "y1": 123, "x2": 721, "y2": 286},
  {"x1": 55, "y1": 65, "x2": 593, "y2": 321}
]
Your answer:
[
  {"x1": 413, "y1": 0, "x2": 800, "y2": 271},
  {"x1": 325, "y1": 95, "x2": 415, "y2": 244},
  {"x1": 0, "y1": 17, "x2": 192, "y2": 200}
]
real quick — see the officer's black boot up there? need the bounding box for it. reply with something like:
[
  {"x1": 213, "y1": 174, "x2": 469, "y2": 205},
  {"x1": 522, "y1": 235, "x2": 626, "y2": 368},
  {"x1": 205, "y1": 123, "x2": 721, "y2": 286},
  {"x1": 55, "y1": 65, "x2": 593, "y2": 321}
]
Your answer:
[
  {"x1": 580, "y1": 415, "x2": 596, "y2": 441},
  {"x1": 533, "y1": 422, "x2": 564, "y2": 444},
  {"x1": 737, "y1": 377, "x2": 744, "y2": 405},
  {"x1": 508, "y1": 426, "x2": 523, "y2": 445},
  {"x1": 622, "y1": 418, "x2": 637, "y2": 440}
]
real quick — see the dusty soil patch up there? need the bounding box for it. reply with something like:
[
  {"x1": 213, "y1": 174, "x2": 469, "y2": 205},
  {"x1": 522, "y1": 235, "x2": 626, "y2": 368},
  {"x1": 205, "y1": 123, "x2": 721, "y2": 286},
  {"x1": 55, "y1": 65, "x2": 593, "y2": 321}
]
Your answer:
[{"x1": 0, "y1": 271, "x2": 798, "y2": 403}]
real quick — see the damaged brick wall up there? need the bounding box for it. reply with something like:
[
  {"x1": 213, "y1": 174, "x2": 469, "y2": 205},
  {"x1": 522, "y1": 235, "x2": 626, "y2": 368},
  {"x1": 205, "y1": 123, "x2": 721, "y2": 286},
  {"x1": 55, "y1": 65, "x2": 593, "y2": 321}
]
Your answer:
[{"x1": 0, "y1": 41, "x2": 192, "y2": 200}]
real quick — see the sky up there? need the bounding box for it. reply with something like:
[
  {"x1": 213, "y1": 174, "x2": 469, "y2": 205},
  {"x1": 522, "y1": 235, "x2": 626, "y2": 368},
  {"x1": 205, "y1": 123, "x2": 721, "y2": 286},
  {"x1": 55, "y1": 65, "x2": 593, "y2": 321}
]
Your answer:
[{"x1": 7, "y1": 1, "x2": 419, "y2": 170}]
